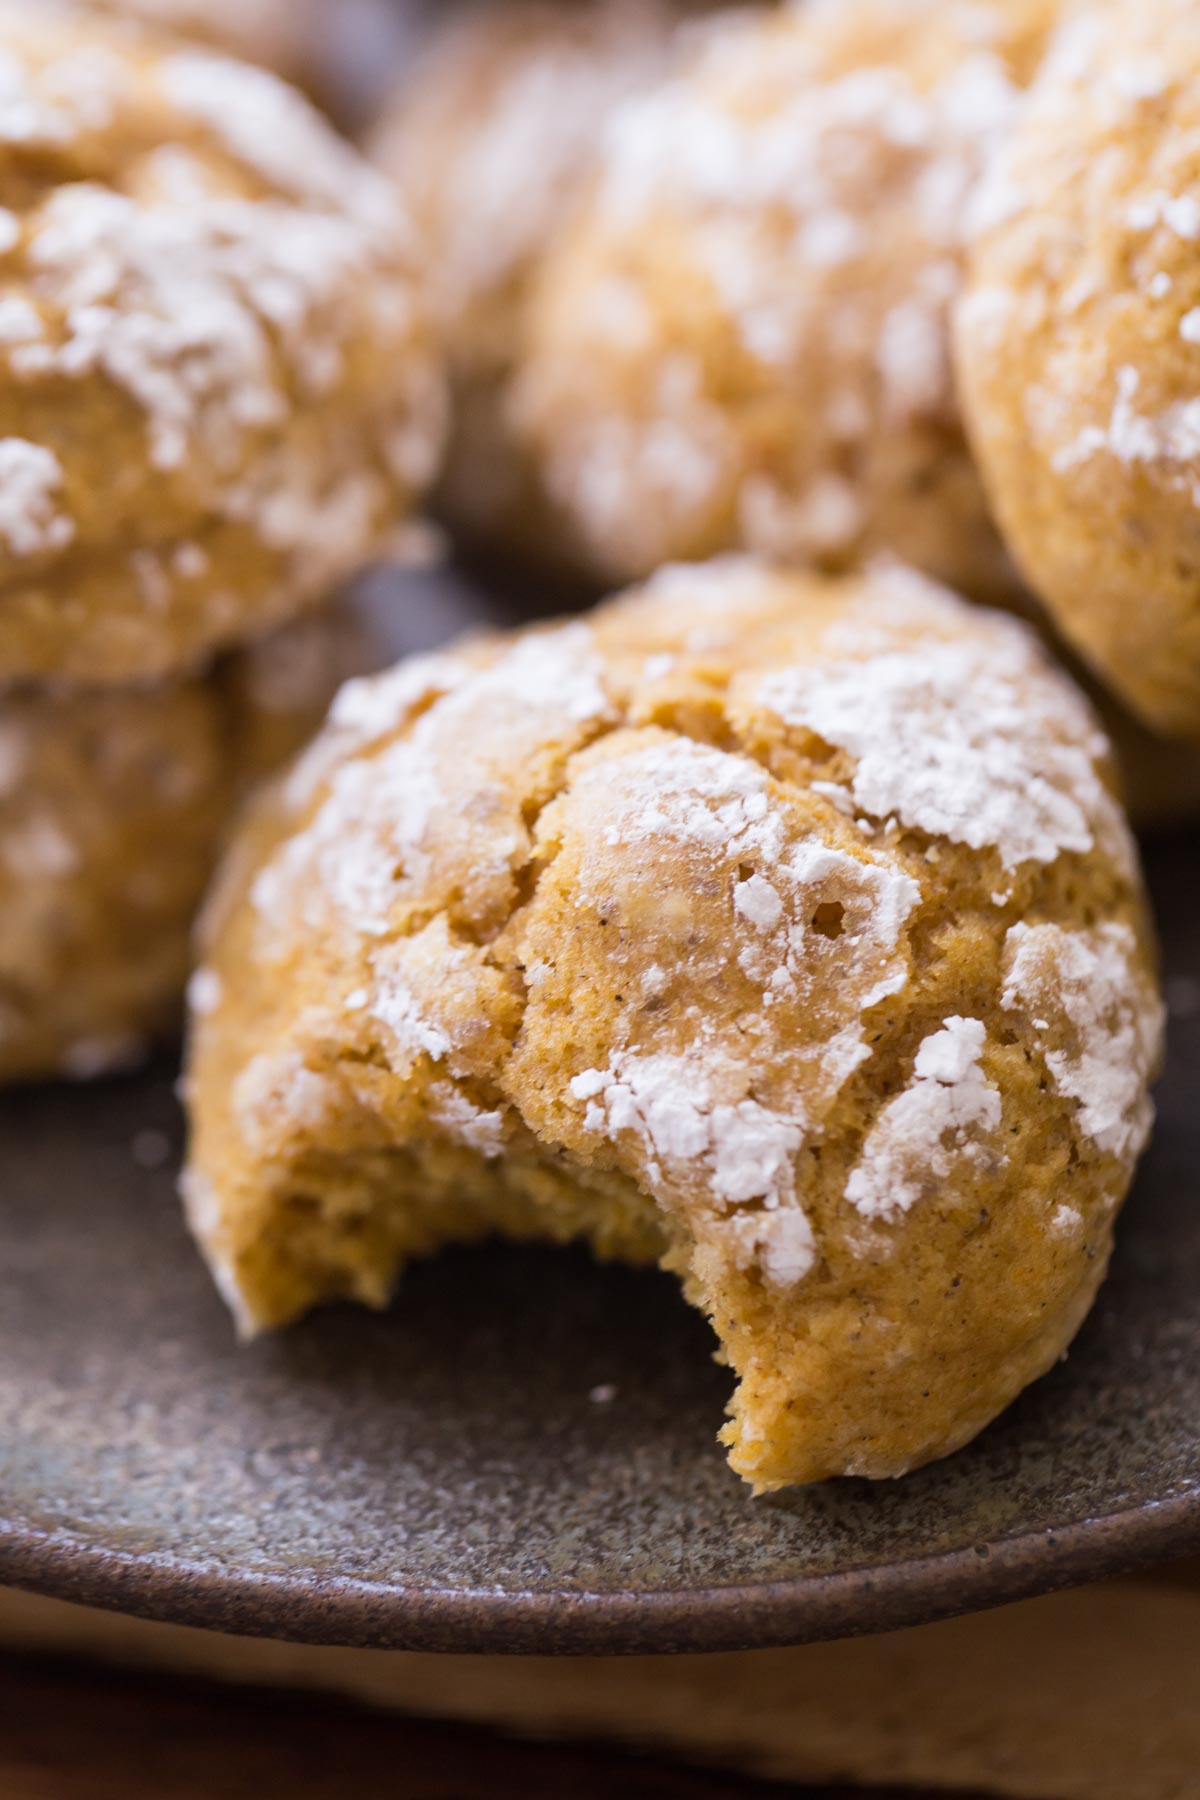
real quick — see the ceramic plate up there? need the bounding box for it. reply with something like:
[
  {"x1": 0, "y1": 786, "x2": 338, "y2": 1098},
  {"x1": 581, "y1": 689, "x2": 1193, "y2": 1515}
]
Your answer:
[{"x1": 1, "y1": 569, "x2": 1197, "y2": 1655}]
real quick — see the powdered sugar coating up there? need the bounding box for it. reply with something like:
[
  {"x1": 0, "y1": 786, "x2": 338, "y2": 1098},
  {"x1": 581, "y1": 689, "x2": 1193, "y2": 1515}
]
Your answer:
[
  {"x1": 371, "y1": 0, "x2": 682, "y2": 350},
  {"x1": 0, "y1": 7, "x2": 444, "y2": 684},
  {"x1": 846, "y1": 1017, "x2": 1003, "y2": 1221},
  {"x1": 563, "y1": 729, "x2": 921, "y2": 1272},
  {"x1": 252, "y1": 625, "x2": 612, "y2": 946},
  {"x1": 1002, "y1": 922, "x2": 1164, "y2": 1161},
  {"x1": 515, "y1": 0, "x2": 1054, "y2": 590},
  {"x1": 571, "y1": 1051, "x2": 816, "y2": 1287},
  {"x1": 955, "y1": 0, "x2": 1200, "y2": 736},
  {"x1": 367, "y1": 0, "x2": 696, "y2": 564},
  {"x1": 0, "y1": 594, "x2": 377, "y2": 1087},
  {"x1": 0, "y1": 437, "x2": 73, "y2": 556},
  {"x1": 757, "y1": 568, "x2": 1121, "y2": 876}
]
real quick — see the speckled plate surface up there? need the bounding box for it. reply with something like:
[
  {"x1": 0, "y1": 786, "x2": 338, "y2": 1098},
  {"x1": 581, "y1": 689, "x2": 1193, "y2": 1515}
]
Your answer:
[{"x1": 1, "y1": 570, "x2": 1198, "y2": 1657}]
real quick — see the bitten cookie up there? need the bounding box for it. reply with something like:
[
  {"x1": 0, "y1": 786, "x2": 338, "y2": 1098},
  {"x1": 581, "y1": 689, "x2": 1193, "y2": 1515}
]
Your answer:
[
  {"x1": 183, "y1": 558, "x2": 1162, "y2": 1491},
  {"x1": 0, "y1": 4, "x2": 444, "y2": 685},
  {"x1": 510, "y1": 0, "x2": 1056, "y2": 595},
  {"x1": 0, "y1": 599, "x2": 384, "y2": 1086},
  {"x1": 957, "y1": 0, "x2": 1200, "y2": 739},
  {"x1": 369, "y1": 0, "x2": 699, "y2": 571}
]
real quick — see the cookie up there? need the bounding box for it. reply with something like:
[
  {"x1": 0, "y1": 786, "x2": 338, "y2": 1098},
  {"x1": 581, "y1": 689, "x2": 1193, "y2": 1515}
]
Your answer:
[
  {"x1": 183, "y1": 557, "x2": 1162, "y2": 1490},
  {"x1": 369, "y1": 0, "x2": 700, "y2": 572},
  {"x1": 0, "y1": 598, "x2": 384, "y2": 1086},
  {"x1": 84, "y1": 0, "x2": 313, "y2": 78},
  {"x1": 510, "y1": 0, "x2": 1056, "y2": 595},
  {"x1": 0, "y1": 4, "x2": 444, "y2": 685},
  {"x1": 957, "y1": 0, "x2": 1200, "y2": 738}
]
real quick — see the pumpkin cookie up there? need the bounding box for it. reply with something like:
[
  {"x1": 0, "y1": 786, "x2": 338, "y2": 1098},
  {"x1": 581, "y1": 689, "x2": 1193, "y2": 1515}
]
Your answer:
[
  {"x1": 510, "y1": 0, "x2": 1057, "y2": 594},
  {"x1": 370, "y1": 0, "x2": 704, "y2": 572},
  {"x1": 957, "y1": 0, "x2": 1200, "y2": 738},
  {"x1": 0, "y1": 598, "x2": 385, "y2": 1086},
  {"x1": 0, "y1": 4, "x2": 444, "y2": 685},
  {"x1": 183, "y1": 558, "x2": 1162, "y2": 1490}
]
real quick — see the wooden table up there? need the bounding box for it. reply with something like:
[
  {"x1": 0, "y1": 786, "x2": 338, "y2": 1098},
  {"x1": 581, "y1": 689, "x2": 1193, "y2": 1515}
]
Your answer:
[
  {"x1": 4, "y1": 1569, "x2": 1198, "y2": 1799},
  {"x1": 0, "y1": 1653, "x2": 959, "y2": 1800}
]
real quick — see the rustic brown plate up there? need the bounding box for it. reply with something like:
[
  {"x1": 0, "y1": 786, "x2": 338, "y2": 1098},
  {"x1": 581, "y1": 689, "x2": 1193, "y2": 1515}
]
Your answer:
[{"x1": 0, "y1": 568, "x2": 1198, "y2": 1657}]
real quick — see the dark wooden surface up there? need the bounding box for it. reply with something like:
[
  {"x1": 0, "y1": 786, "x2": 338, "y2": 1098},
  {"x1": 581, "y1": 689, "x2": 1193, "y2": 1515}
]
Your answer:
[{"x1": 0, "y1": 1654, "x2": 973, "y2": 1800}]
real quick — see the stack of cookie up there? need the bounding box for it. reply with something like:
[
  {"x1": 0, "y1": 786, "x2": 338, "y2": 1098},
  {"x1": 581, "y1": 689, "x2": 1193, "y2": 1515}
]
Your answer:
[
  {"x1": 0, "y1": 3, "x2": 444, "y2": 1083},
  {"x1": 168, "y1": 0, "x2": 1200, "y2": 1488}
]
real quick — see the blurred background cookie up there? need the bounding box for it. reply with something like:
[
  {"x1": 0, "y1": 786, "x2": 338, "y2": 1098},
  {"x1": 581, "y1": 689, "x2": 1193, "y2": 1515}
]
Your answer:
[
  {"x1": 80, "y1": 0, "x2": 315, "y2": 79},
  {"x1": 957, "y1": 0, "x2": 1200, "y2": 739},
  {"x1": 0, "y1": 2, "x2": 444, "y2": 686},
  {"x1": 0, "y1": 594, "x2": 391, "y2": 1087},
  {"x1": 509, "y1": 0, "x2": 1056, "y2": 595},
  {"x1": 369, "y1": 0, "x2": 717, "y2": 579}
]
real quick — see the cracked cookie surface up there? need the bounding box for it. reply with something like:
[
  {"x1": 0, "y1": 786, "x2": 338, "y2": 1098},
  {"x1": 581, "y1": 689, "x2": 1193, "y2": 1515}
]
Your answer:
[
  {"x1": 0, "y1": 3, "x2": 444, "y2": 685},
  {"x1": 184, "y1": 558, "x2": 1162, "y2": 1490}
]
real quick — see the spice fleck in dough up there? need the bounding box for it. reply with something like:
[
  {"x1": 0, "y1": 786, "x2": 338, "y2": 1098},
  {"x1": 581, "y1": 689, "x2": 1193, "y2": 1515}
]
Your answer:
[
  {"x1": 511, "y1": 0, "x2": 1057, "y2": 596},
  {"x1": 184, "y1": 559, "x2": 1163, "y2": 1491},
  {"x1": 0, "y1": 599, "x2": 381, "y2": 1086},
  {"x1": 0, "y1": 2, "x2": 444, "y2": 685},
  {"x1": 957, "y1": 0, "x2": 1200, "y2": 739}
]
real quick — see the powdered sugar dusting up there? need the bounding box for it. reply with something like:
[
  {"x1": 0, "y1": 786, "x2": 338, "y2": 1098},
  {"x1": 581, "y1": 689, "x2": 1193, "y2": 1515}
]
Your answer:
[
  {"x1": 161, "y1": 54, "x2": 397, "y2": 226},
  {"x1": 574, "y1": 735, "x2": 919, "y2": 1083},
  {"x1": 846, "y1": 1016, "x2": 1003, "y2": 1221},
  {"x1": 570, "y1": 1049, "x2": 815, "y2": 1287},
  {"x1": 572, "y1": 1052, "x2": 805, "y2": 1207},
  {"x1": 1002, "y1": 922, "x2": 1163, "y2": 1160},
  {"x1": 368, "y1": 959, "x2": 453, "y2": 1067},
  {"x1": 758, "y1": 573, "x2": 1115, "y2": 873},
  {"x1": 282, "y1": 651, "x2": 470, "y2": 812},
  {"x1": 22, "y1": 183, "x2": 397, "y2": 476},
  {"x1": 0, "y1": 437, "x2": 73, "y2": 556},
  {"x1": 255, "y1": 625, "x2": 611, "y2": 945},
  {"x1": 232, "y1": 1048, "x2": 341, "y2": 1155},
  {"x1": 379, "y1": 0, "x2": 673, "y2": 331},
  {"x1": 520, "y1": 2, "x2": 1029, "y2": 569},
  {"x1": 0, "y1": 16, "x2": 440, "y2": 623},
  {"x1": 428, "y1": 1082, "x2": 507, "y2": 1159},
  {"x1": 561, "y1": 726, "x2": 926, "y2": 1284}
]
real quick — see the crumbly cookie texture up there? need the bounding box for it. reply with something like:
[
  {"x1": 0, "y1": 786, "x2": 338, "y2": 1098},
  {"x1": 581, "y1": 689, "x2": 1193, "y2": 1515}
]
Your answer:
[
  {"x1": 0, "y1": 598, "x2": 384, "y2": 1086},
  {"x1": 369, "y1": 0, "x2": 695, "y2": 571},
  {"x1": 184, "y1": 558, "x2": 1162, "y2": 1491},
  {"x1": 957, "y1": 0, "x2": 1200, "y2": 739},
  {"x1": 511, "y1": 0, "x2": 1056, "y2": 595},
  {"x1": 0, "y1": 4, "x2": 444, "y2": 686}
]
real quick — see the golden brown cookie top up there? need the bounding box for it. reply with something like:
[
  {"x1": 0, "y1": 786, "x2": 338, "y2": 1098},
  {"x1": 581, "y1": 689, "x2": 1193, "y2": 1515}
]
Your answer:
[
  {"x1": 956, "y1": 0, "x2": 1200, "y2": 736},
  {"x1": 0, "y1": 4, "x2": 444, "y2": 683},
  {"x1": 511, "y1": 0, "x2": 1057, "y2": 591},
  {"x1": 370, "y1": 0, "x2": 690, "y2": 375}
]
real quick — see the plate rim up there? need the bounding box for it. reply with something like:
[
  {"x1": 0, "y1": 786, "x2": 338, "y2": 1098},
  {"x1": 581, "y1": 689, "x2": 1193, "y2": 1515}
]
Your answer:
[{"x1": 3, "y1": 1485, "x2": 1197, "y2": 1656}]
